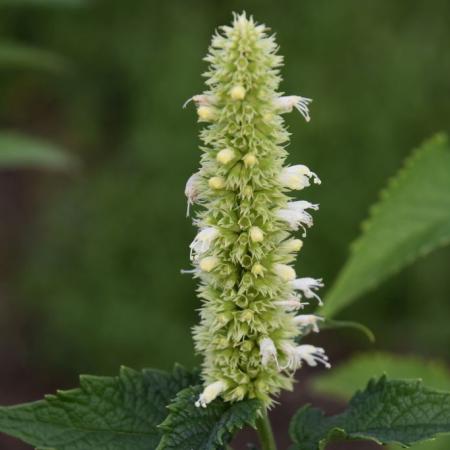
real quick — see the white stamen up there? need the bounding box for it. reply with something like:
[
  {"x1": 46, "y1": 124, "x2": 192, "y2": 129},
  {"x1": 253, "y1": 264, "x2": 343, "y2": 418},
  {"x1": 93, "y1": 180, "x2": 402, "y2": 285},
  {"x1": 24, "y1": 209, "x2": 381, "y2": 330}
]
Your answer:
[
  {"x1": 293, "y1": 314, "x2": 324, "y2": 333},
  {"x1": 280, "y1": 165, "x2": 321, "y2": 190},
  {"x1": 276, "y1": 201, "x2": 319, "y2": 236},
  {"x1": 281, "y1": 343, "x2": 330, "y2": 370},
  {"x1": 291, "y1": 277, "x2": 324, "y2": 305},
  {"x1": 259, "y1": 337, "x2": 278, "y2": 367},
  {"x1": 274, "y1": 96, "x2": 313, "y2": 122},
  {"x1": 185, "y1": 172, "x2": 201, "y2": 217},
  {"x1": 189, "y1": 227, "x2": 219, "y2": 261},
  {"x1": 195, "y1": 380, "x2": 227, "y2": 408},
  {"x1": 273, "y1": 297, "x2": 307, "y2": 311}
]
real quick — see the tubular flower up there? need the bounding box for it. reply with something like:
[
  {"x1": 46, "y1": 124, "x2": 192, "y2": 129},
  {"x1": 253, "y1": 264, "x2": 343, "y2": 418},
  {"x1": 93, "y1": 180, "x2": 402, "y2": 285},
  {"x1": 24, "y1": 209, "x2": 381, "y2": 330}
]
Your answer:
[{"x1": 183, "y1": 12, "x2": 329, "y2": 407}]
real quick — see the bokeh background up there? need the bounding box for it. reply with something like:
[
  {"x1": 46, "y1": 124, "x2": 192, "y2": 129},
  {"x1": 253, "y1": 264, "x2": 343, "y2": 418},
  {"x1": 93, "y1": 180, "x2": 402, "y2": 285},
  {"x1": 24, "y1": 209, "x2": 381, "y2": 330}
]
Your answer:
[{"x1": 0, "y1": 1, "x2": 449, "y2": 449}]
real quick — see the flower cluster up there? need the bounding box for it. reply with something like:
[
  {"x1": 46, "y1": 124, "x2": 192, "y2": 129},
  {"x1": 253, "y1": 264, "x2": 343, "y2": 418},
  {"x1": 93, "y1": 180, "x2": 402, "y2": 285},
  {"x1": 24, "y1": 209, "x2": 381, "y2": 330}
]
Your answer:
[{"x1": 183, "y1": 13, "x2": 329, "y2": 408}]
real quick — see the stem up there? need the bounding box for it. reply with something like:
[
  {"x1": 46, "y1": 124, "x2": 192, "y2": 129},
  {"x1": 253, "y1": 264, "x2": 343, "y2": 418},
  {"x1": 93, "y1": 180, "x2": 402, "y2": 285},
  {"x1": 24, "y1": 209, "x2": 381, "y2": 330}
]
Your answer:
[{"x1": 256, "y1": 409, "x2": 277, "y2": 450}]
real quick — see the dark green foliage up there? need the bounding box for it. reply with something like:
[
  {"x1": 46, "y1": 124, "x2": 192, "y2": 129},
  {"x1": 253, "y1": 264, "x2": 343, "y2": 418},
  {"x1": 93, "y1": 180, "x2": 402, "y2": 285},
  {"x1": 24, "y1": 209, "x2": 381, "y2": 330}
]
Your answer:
[
  {"x1": 0, "y1": 365, "x2": 199, "y2": 449},
  {"x1": 290, "y1": 376, "x2": 450, "y2": 450},
  {"x1": 158, "y1": 385, "x2": 262, "y2": 450},
  {"x1": 323, "y1": 134, "x2": 450, "y2": 318}
]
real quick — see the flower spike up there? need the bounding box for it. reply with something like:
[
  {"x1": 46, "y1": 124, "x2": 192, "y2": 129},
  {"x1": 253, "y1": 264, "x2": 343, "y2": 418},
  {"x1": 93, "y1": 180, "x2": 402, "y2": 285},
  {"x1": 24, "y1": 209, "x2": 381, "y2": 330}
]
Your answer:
[{"x1": 184, "y1": 12, "x2": 328, "y2": 407}]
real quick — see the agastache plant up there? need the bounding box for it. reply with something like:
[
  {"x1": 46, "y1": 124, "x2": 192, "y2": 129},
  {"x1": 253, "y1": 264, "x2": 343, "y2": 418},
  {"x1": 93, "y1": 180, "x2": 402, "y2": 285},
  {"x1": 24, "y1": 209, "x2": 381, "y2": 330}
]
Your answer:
[
  {"x1": 184, "y1": 12, "x2": 329, "y2": 409},
  {"x1": 2, "y1": 11, "x2": 449, "y2": 450}
]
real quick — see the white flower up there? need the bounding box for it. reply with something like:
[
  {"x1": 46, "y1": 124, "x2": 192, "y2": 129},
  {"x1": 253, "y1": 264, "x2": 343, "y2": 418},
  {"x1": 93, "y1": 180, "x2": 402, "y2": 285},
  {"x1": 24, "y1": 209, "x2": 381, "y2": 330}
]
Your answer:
[
  {"x1": 290, "y1": 277, "x2": 324, "y2": 305},
  {"x1": 183, "y1": 94, "x2": 215, "y2": 109},
  {"x1": 273, "y1": 296, "x2": 306, "y2": 311},
  {"x1": 280, "y1": 165, "x2": 321, "y2": 190},
  {"x1": 280, "y1": 238, "x2": 303, "y2": 253},
  {"x1": 274, "y1": 96, "x2": 313, "y2": 122},
  {"x1": 195, "y1": 380, "x2": 227, "y2": 408},
  {"x1": 190, "y1": 227, "x2": 219, "y2": 261},
  {"x1": 184, "y1": 172, "x2": 201, "y2": 217},
  {"x1": 293, "y1": 314, "x2": 324, "y2": 333},
  {"x1": 273, "y1": 263, "x2": 296, "y2": 282},
  {"x1": 276, "y1": 201, "x2": 319, "y2": 236},
  {"x1": 259, "y1": 337, "x2": 278, "y2": 367},
  {"x1": 281, "y1": 343, "x2": 330, "y2": 370}
]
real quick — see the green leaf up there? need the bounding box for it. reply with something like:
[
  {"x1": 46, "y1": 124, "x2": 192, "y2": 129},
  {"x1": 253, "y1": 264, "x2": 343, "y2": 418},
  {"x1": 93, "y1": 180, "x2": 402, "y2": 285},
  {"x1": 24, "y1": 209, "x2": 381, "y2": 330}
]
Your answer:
[
  {"x1": 290, "y1": 376, "x2": 450, "y2": 450},
  {"x1": 157, "y1": 385, "x2": 263, "y2": 450},
  {"x1": 0, "y1": 42, "x2": 68, "y2": 72},
  {"x1": 320, "y1": 319, "x2": 375, "y2": 343},
  {"x1": 311, "y1": 352, "x2": 450, "y2": 401},
  {"x1": 0, "y1": 132, "x2": 77, "y2": 170},
  {"x1": 0, "y1": 365, "x2": 199, "y2": 449},
  {"x1": 322, "y1": 133, "x2": 450, "y2": 318}
]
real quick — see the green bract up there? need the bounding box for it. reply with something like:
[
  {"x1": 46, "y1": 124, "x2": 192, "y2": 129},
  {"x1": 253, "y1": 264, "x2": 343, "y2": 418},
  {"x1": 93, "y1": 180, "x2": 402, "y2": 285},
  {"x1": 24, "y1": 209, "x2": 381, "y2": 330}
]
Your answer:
[{"x1": 184, "y1": 13, "x2": 327, "y2": 407}]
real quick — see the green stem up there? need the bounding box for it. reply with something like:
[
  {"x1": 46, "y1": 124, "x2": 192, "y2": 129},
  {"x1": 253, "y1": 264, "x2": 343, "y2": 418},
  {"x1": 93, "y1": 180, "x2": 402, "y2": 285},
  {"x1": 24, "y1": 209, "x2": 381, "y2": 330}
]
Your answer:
[{"x1": 256, "y1": 409, "x2": 277, "y2": 450}]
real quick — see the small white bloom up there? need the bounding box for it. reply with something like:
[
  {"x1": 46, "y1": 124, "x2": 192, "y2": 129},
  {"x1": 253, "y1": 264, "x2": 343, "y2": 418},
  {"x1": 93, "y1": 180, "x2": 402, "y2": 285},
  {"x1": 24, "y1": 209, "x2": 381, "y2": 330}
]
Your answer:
[
  {"x1": 274, "y1": 95, "x2": 313, "y2": 122},
  {"x1": 183, "y1": 94, "x2": 214, "y2": 109},
  {"x1": 276, "y1": 201, "x2": 319, "y2": 236},
  {"x1": 273, "y1": 296, "x2": 306, "y2": 311},
  {"x1": 190, "y1": 227, "x2": 219, "y2": 261},
  {"x1": 199, "y1": 256, "x2": 219, "y2": 273},
  {"x1": 280, "y1": 165, "x2": 321, "y2": 190},
  {"x1": 230, "y1": 85, "x2": 246, "y2": 100},
  {"x1": 281, "y1": 343, "x2": 330, "y2": 370},
  {"x1": 195, "y1": 380, "x2": 227, "y2": 408},
  {"x1": 293, "y1": 314, "x2": 324, "y2": 333},
  {"x1": 259, "y1": 337, "x2": 278, "y2": 367},
  {"x1": 185, "y1": 172, "x2": 201, "y2": 217},
  {"x1": 249, "y1": 226, "x2": 264, "y2": 243},
  {"x1": 290, "y1": 277, "x2": 324, "y2": 305},
  {"x1": 273, "y1": 263, "x2": 296, "y2": 282}
]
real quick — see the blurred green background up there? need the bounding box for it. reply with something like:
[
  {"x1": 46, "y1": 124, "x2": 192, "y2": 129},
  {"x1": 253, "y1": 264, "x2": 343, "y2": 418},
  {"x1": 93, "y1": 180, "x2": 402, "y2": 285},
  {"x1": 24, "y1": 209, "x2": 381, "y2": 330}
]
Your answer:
[{"x1": 0, "y1": 0, "x2": 449, "y2": 447}]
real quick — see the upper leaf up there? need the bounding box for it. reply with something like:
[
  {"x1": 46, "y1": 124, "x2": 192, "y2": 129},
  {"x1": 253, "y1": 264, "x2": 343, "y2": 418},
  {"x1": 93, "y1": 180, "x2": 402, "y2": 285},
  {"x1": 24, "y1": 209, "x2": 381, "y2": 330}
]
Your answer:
[
  {"x1": 290, "y1": 376, "x2": 450, "y2": 450},
  {"x1": 0, "y1": 365, "x2": 199, "y2": 449},
  {"x1": 157, "y1": 385, "x2": 263, "y2": 450},
  {"x1": 322, "y1": 133, "x2": 450, "y2": 317},
  {"x1": 0, "y1": 132, "x2": 77, "y2": 170}
]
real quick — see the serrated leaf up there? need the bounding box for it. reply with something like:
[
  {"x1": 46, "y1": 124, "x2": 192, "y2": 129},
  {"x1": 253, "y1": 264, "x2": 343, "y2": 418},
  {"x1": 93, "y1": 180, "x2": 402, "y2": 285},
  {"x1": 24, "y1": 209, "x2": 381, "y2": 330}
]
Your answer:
[
  {"x1": 311, "y1": 352, "x2": 450, "y2": 400},
  {"x1": 0, "y1": 365, "x2": 199, "y2": 449},
  {"x1": 322, "y1": 133, "x2": 450, "y2": 318},
  {"x1": 0, "y1": 132, "x2": 77, "y2": 170},
  {"x1": 157, "y1": 385, "x2": 263, "y2": 450},
  {"x1": 290, "y1": 376, "x2": 450, "y2": 450}
]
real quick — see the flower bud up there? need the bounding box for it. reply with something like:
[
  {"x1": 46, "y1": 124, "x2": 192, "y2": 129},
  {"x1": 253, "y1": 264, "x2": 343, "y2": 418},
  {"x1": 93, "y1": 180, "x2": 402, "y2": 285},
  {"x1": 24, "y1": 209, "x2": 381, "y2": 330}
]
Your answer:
[
  {"x1": 243, "y1": 153, "x2": 257, "y2": 167},
  {"x1": 197, "y1": 105, "x2": 216, "y2": 122},
  {"x1": 251, "y1": 263, "x2": 265, "y2": 277},
  {"x1": 199, "y1": 256, "x2": 219, "y2": 272},
  {"x1": 208, "y1": 176, "x2": 226, "y2": 189},
  {"x1": 216, "y1": 148, "x2": 235, "y2": 165},
  {"x1": 249, "y1": 226, "x2": 264, "y2": 243},
  {"x1": 230, "y1": 85, "x2": 246, "y2": 100},
  {"x1": 273, "y1": 263, "x2": 296, "y2": 282}
]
